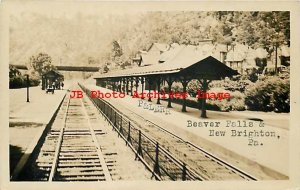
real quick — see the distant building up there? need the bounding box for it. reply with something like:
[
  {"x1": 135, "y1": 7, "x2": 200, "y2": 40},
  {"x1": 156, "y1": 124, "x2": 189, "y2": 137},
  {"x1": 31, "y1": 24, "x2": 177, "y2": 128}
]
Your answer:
[
  {"x1": 212, "y1": 44, "x2": 229, "y2": 63},
  {"x1": 132, "y1": 41, "x2": 281, "y2": 76},
  {"x1": 139, "y1": 43, "x2": 170, "y2": 66},
  {"x1": 224, "y1": 43, "x2": 261, "y2": 75},
  {"x1": 265, "y1": 45, "x2": 290, "y2": 73},
  {"x1": 132, "y1": 50, "x2": 147, "y2": 67},
  {"x1": 279, "y1": 45, "x2": 290, "y2": 67}
]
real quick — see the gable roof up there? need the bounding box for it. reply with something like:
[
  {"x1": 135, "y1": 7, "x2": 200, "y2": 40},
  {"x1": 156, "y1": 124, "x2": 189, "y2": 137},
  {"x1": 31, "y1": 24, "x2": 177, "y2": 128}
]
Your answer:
[{"x1": 147, "y1": 43, "x2": 170, "y2": 52}]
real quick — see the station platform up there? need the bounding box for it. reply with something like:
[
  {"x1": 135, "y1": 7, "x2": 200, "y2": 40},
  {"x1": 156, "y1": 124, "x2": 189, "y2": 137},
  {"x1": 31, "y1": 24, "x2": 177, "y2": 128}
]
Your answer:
[
  {"x1": 9, "y1": 82, "x2": 71, "y2": 174},
  {"x1": 82, "y1": 82, "x2": 289, "y2": 180}
]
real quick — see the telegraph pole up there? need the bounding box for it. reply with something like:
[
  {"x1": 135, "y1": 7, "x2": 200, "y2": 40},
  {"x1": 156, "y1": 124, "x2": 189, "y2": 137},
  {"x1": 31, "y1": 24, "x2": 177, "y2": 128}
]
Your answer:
[
  {"x1": 275, "y1": 42, "x2": 278, "y2": 75},
  {"x1": 26, "y1": 74, "x2": 30, "y2": 102}
]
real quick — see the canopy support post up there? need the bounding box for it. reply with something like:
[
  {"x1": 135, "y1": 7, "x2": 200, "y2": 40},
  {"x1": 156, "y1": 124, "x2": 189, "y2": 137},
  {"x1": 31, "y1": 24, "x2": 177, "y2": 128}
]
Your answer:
[
  {"x1": 135, "y1": 77, "x2": 140, "y2": 95},
  {"x1": 181, "y1": 78, "x2": 190, "y2": 112},
  {"x1": 126, "y1": 78, "x2": 129, "y2": 95},
  {"x1": 130, "y1": 78, "x2": 134, "y2": 96},
  {"x1": 156, "y1": 77, "x2": 161, "y2": 104},
  {"x1": 199, "y1": 79, "x2": 211, "y2": 118},
  {"x1": 141, "y1": 77, "x2": 145, "y2": 99},
  {"x1": 167, "y1": 76, "x2": 174, "y2": 108},
  {"x1": 147, "y1": 78, "x2": 153, "y2": 102}
]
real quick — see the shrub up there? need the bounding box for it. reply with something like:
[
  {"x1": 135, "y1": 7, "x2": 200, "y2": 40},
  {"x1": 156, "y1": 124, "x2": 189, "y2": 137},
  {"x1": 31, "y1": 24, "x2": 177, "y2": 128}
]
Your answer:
[
  {"x1": 245, "y1": 76, "x2": 290, "y2": 112},
  {"x1": 229, "y1": 91, "x2": 246, "y2": 111},
  {"x1": 187, "y1": 79, "x2": 252, "y2": 96},
  {"x1": 187, "y1": 80, "x2": 200, "y2": 97},
  {"x1": 9, "y1": 75, "x2": 40, "y2": 89},
  {"x1": 209, "y1": 79, "x2": 253, "y2": 92},
  {"x1": 161, "y1": 82, "x2": 183, "y2": 93},
  {"x1": 206, "y1": 89, "x2": 246, "y2": 111},
  {"x1": 9, "y1": 76, "x2": 25, "y2": 89},
  {"x1": 167, "y1": 88, "x2": 245, "y2": 112}
]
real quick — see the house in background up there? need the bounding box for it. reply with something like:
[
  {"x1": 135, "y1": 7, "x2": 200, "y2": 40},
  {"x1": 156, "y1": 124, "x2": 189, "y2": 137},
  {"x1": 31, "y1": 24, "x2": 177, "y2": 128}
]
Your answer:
[
  {"x1": 212, "y1": 44, "x2": 229, "y2": 64},
  {"x1": 279, "y1": 45, "x2": 290, "y2": 67},
  {"x1": 132, "y1": 50, "x2": 147, "y2": 66},
  {"x1": 131, "y1": 41, "x2": 287, "y2": 76},
  {"x1": 139, "y1": 43, "x2": 170, "y2": 66},
  {"x1": 224, "y1": 43, "x2": 269, "y2": 75}
]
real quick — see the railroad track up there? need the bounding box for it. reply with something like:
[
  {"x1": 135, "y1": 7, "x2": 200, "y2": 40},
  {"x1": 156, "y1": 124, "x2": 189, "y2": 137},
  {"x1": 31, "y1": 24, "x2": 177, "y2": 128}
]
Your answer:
[
  {"x1": 142, "y1": 121, "x2": 257, "y2": 180},
  {"x1": 124, "y1": 111, "x2": 256, "y2": 180},
  {"x1": 21, "y1": 87, "x2": 115, "y2": 181},
  {"x1": 80, "y1": 84, "x2": 257, "y2": 181},
  {"x1": 80, "y1": 84, "x2": 202, "y2": 181}
]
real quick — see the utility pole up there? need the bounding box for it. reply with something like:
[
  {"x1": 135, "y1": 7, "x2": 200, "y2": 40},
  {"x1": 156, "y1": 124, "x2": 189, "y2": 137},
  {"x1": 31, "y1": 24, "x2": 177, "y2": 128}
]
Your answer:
[
  {"x1": 26, "y1": 74, "x2": 30, "y2": 102},
  {"x1": 275, "y1": 42, "x2": 278, "y2": 75},
  {"x1": 274, "y1": 32, "x2": 279, "y2": 75}
]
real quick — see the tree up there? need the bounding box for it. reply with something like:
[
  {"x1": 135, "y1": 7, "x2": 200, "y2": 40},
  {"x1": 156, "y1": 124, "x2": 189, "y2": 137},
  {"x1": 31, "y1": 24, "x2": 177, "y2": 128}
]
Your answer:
[
  {"x1": 110, "y1": 40, "x2": 127, "y2": 68},
  {"x1": 112, "y1": 40, "x2": 123, "y2": 58},
  {"x1": 103, "y1": 65, "x2": 109, "y2": 73},
  {"x1": 28, "y1": 53, "x2": 56, "y2": 76},
  {"x1": 211, "y1": 11, "x2": 289, "y2": 52},
  {"x1": 9, "y1": 65, "x2": 40, "y2": 88}
]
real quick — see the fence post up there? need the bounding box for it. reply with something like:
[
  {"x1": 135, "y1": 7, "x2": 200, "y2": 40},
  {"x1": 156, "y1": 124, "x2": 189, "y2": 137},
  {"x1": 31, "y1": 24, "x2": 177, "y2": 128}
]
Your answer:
[
  {"x1": 114, "y1": 111, "x2": 117, "y2": 126},
  {"x1": 135, "y1": 130, "x2": 143, "y2": 160},
  {"x1": 107, "y1": 105, "x2": 110, "y2": 120},
  {"x1": 152, "y1": 142, "x2": 161, "y2": 179},
  {"x1": 106, "y1": 104, "x2": 108, "y2": 119},
  {"x1": 109, "y1": 107, "x2": 112, "y2": 120},
  {"x1": 103, "y1": 103, "x2": 106, "y2": 120},
  {"x1": 110, "y1": 107, "x2": 113, "y2": 123},
  {"x1": 182, "y1": 163, "x2": 187, "y2": 181},
  {"x1": 107, "y1": 106, "x2": 110, "y2": 120},
  {"x1": 119, "y1": 116, "x2": 123, "y2": 137},
  {"x1": 110, "y1": 108, "x2": 114, "y2": 130},
  {"x1": 126, "y1": 122, "x2": 131, "y2": 145}
]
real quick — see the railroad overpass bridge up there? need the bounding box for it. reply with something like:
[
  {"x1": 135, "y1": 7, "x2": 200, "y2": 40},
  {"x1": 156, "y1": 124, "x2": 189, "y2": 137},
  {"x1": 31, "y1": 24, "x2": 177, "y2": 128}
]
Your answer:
[
  {"x1": 10, "y1": 64, "x2": 100, "y2": 79},
  {"x1": 10, "y1": 64, "x2": 100, "y2": 72}
]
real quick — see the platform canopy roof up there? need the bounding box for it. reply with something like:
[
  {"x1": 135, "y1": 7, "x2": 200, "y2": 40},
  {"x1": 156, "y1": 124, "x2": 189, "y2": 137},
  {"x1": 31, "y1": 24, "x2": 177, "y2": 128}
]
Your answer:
[{"x1": 94, "y1": 45, "x2": 239, "y2": 81}]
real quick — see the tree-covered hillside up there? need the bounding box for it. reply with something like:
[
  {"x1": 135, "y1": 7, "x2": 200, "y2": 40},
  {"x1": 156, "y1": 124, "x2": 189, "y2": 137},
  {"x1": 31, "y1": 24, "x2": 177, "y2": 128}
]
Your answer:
[{"x1": 10, "y1": 11, "x2": 289, "y2": 69}]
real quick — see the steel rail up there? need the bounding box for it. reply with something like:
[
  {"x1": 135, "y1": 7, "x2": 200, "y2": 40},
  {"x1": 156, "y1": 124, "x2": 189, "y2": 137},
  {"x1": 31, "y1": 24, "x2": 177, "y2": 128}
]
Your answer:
[{"x1": 49, "y1": 94, "x2": 70, "y2": 181}]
